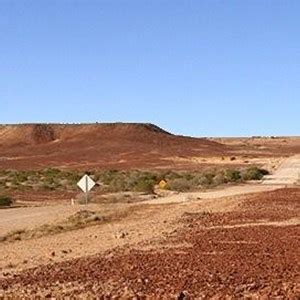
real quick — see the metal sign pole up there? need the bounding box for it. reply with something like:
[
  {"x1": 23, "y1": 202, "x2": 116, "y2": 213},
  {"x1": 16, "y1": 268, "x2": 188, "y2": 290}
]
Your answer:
[{"x1": 85, "y1": 175, "x2": 88, "y2": 205}]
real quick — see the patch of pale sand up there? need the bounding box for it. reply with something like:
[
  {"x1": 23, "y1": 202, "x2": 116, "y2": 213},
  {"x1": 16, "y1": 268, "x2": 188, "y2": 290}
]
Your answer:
[
  {"x1": 162, "y1": 156, "x2": 284, "y2": 171},
  {"x1": 210, "y1": 137, "x2": 300, "y2": 149},
  {"x1": 0, "y1": 196, "x2": 238, "y2": 278},
  {"x1": 207, "y1": 217, "x2": 300, "y2": 230},
  {"x1": 144, "y1": 184, "x2": 282, "y2": 205},
  {"x1": 262, "y1": 155, "x2": 300, "y2": 185},
  {"x1": 0, "y1": 204, "x2": 103, "y2": 236},
  {"x1": 137, "y1": 242, "x2": 194, "y2": 253}
]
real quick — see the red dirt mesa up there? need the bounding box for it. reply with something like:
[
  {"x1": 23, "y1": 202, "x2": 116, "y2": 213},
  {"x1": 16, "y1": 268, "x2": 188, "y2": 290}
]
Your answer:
[
  {"x1": 0, "y1": 123, "x2": 299, "y2": 170},
  {"x1": 0, "y1": 123, "x2": 228, "y2": 170}
]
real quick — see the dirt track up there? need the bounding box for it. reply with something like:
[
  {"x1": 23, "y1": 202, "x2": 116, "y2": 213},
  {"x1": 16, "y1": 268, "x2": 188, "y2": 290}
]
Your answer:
[
  {"x1": 0, "y1": 205, "x2": 83, "y2": 236},
  {"x1": 145, "y1": 183, "x2": 280, "y2": 205},
  {"x1": 0, "y1": 195, "x2": 237, "y2": 279},
  {"x1": 0, "y1": 184, "x2": 279, "y2": 237},
  {"x1": 263, "y1": 155, "x2": 300, "y2": 185}
]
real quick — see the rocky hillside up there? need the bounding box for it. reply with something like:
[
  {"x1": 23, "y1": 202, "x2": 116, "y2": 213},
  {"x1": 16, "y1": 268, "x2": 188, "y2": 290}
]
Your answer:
[{"x1": 0, "y1": 123, "x2": 228, "y2": 170}]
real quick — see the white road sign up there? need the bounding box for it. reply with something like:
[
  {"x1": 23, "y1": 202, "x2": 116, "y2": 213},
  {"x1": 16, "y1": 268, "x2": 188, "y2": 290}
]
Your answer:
[{"x1": 77, "y1": 174, "x2": 96, "y2": 193}]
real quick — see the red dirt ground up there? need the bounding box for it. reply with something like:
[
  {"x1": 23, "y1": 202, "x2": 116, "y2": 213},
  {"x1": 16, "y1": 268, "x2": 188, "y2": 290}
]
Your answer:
[
  {"x1": 1, "y1": 188, "x2": 299, "y2": 298},
  {"x1": 1, "y1": 123, "x2": 299, "y2": 170}
]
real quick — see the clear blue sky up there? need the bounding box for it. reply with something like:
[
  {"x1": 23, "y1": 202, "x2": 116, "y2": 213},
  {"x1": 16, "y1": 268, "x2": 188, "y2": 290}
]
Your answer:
[{"x1": 1, "y1": 1, "x2": 299, "y2": 137}]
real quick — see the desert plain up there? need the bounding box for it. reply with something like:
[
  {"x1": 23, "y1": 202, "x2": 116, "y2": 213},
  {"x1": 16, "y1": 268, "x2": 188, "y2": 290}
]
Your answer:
[{"x1": 0, "y1": 123, "x2": 299, "y2": 298}]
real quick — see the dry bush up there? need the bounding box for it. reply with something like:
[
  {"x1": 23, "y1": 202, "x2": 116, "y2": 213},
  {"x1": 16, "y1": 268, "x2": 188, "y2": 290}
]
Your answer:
[
  {"x1": 213, "y1": 173, "x2": 226, "y2": 185},
  {"x1": 0, "y1": 196, "x2": 13, "y2": 207},
  {"x1": 167, "y1": 178, "x2": 194, "y2": 192},
  {"x1": 241, "y1": 167, "x2": 269, "y2": 181},
  {"x1": 224, "y1": 169, "x2": 241, "y2": 182}
]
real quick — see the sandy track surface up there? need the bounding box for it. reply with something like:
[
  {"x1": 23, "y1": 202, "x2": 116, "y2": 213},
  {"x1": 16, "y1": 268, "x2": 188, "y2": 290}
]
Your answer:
[
  {"x1": 263, "y1": 155, "x2": 300, "y2": 185},
  {"x1": 0, "y1": 204, "x2": 99, "y2": 236},
  {"x1": 144, "y1": 183, "x2": 281, "y2": 204},
  {"x1": 0, "y1": 184, "x2": 280, "y2": 237}
]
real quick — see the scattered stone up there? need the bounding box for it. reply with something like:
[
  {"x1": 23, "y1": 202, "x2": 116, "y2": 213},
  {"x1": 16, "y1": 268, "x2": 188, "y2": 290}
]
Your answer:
[
  {"x1": 115, "y1": 231, "x2": 128, "y2": 239},
  {"x1": 177, "y1": 291, "x2": 190, "y2": 300}
]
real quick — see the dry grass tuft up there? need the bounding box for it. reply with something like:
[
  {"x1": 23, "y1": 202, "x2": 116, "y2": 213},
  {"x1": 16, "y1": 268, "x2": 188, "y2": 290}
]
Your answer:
[
  {"x1": 0, "y1": 210, "x2": 108, "y2": 243},
  {"x1": 0, "y1": 204, "x2": 146, "y2": 243}
]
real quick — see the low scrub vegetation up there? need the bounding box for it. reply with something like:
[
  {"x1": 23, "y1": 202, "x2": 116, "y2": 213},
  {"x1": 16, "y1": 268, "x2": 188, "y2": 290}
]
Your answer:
[
  {"x1": 164, "y1": 168, "x2": 269, "y2": 192},
  {"x1": 0, "y1": 167, "x2": 269, "y2": 194},
  {"x1": 0, "y1": 195, "x2": 13, "y2": 207},
  {"x1": 241, "y1": 167, "x2": 269, "y2": 181},
  {"x1": 0, "y1": 168, "x2": 84, "y2": 192}
]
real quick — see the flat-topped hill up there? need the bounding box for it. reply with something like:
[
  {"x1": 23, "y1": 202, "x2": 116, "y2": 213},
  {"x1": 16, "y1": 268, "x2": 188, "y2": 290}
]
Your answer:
[{"x1": 0, "y1": 123, "x2": 227, "y2": 170}]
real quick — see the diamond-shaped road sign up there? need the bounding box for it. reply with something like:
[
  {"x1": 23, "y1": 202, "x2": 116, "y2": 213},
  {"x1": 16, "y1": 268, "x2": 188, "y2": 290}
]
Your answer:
[{"x1": 77, "y1": 174, "x2": 96, "y2": 193}]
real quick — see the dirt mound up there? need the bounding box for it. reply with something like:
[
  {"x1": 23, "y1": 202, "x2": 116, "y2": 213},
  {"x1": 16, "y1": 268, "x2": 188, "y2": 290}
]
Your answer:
[
  {"x1": 0, "y1": 123, "x2": 228, "y2": 170},
  {"x1": 0, "y1": 124, "x2": 58, "y2": 147},
  {"x1": 31, "y1": 124, "x2": 57, "y2": 144}
]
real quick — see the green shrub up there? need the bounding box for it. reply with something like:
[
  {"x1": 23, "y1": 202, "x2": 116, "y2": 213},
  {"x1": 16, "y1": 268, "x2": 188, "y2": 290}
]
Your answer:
[
  {"x1": 241, "y1": 167, "x2": 269, "y2": 181},
  {"x1": 128, "y1": 172, "x2": 157, "y2": 193},
  {"x1": 108, "y1": 175, "x2": 128, "y2": 192},
  {"x1": 183, "y1": 173, "x2": 194, "y2": 181},
  {"x1": 1, "y1": 167, "x2": 269, "y2": 194},
  {"x1": 42, "y1": 168, "x2": 61, "y2": 178},
  {"x1": 10, "y1": 171, "x2": 28, "y2": 184},
  {"x1": 0, "y1": 196, "x2": 13, "y2": 207},
  {"x1": 203, "y1": 172, "x2": 215, "y2": 185},
  {"x1": 0, "y1": 180, "x2": 5, "y2": 188},
  {"x1": 167, "y1": 178, "x2": 193, "y2": 192},
  {"x1": 133, "y1": 178, "x2": 155, "y2": 193},
  {"x1": 224, "y1": 170, "x2": 241, "y2": 182},
  {"x1": 164, "y1": 171, "x2": 181, "y2": 181},
  {"x1": 213, "y1": 172, "x2": 226, "y2": 185},
  {"x1": 41, "y1": 184, "x2": 55, "y2": 191},
  {"x1": 64, "y1": 171, "x2": 82, "y2": 184},
  {"x1": 192, "y1": 173, "x2": 215, "y2": 187},
  {"x1": 44, "y1": 176, "x2": 56, "y2": 184},
  {"x1": 99, "y1": 171, "x2": 158, "y2": 193},
  {"x1": 10, "y1": 178, "x2": 20, "y2": 186}
]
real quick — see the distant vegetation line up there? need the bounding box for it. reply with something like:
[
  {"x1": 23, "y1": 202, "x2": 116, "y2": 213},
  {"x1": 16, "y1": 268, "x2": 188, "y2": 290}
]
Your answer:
[{"x1": 0, "y1": 167, "x2": 268, "y2": 205}]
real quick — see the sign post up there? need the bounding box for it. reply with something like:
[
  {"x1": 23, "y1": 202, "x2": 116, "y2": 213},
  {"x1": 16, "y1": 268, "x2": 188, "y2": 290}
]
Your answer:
[{"x1": 77, "y1": 174, "x2": 96, "y2": 204}]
